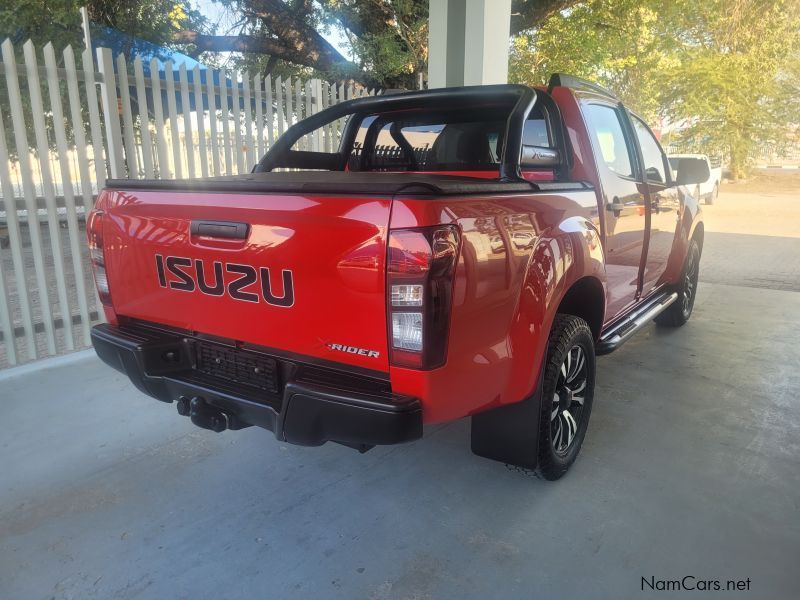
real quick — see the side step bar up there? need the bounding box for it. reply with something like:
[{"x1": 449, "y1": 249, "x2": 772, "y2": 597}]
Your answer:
[{"x1": 596, "y1": 291, "x2": 678, "y2": 355}]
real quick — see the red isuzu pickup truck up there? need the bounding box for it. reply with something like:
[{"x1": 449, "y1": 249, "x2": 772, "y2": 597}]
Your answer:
[{"x1": 89, "y1": 75, "x2": 708, "y2": 479}]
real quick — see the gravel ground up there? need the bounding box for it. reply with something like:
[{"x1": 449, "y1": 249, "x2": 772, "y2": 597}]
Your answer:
[{"x1": 700, "y1": 188, "x2": 800, "y2": 292}]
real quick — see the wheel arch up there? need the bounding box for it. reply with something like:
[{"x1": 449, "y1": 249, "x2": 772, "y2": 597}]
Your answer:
[
  {"x1": 554, "y1": 275, "x2": 605, "y2": 341},
  {"x1": 691, "y1": 220, "x2": 705, "y2": 254}
]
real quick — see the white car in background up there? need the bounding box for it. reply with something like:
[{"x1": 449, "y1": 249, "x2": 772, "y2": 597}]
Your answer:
[{"x1": 668, "y1": 153, "x2": 723, "y2": 204}]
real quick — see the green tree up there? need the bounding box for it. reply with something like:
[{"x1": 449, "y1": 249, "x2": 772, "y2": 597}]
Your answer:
[
  {"x1": 172, "y1": 0, "x2": 426, "y2": 88},
  {"x1": 660, "y1": 0, "x2": 800, "y2": 177},
  {"x1": 0, "y1": 1, "x2": 208, "y2": 145},
  {"x1": 509, "y1": 0, "x2": 800, "y2": 178},
  {"x1": 174, "y1": 0, "x2": 578, "y2": 88},
  {"x1": 0, "y1": 0, "x2": 207, "y2": 55},
  {"x1": 509, "y1": 0, "x2": 677, "y2": 120}
]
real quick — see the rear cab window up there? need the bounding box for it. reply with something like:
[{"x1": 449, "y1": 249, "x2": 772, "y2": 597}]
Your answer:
[
  {"x1": 349, "y1": 116, "x2": 505, "y2": 171},
  {"x1": 347, "y1": 105, "x2": 554, "y2": 175}
]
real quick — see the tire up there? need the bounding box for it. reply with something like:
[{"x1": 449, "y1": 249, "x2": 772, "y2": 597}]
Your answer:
[
  {"x1": 655, "y1": 238, "x2": 701, "y2": 327},
  {"x1": 536, "y1": 314, "x2": 596, "y2": 481},
  {"x1": 706, "y1": 183, "x2": 718, "y2": 205}
]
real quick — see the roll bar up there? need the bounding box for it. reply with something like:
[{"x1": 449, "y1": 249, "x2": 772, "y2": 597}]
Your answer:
[{"x1": 253, "y1": 84, "x2": 538, "y2": 182}]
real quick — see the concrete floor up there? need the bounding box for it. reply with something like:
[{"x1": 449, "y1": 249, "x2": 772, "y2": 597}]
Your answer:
[{"x1": 1, "y1": 191, "x2": 799, "y2": 599}]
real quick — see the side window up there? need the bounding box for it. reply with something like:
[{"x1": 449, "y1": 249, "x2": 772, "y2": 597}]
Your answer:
[
  {"x1": 583, "y1": 103, "x2": 634, "y2": 178},
  {"x1": 522, "y1": 105, "x2": 552, "y2": 147},
  {"x1": 632, "y1": 116, "x2": 668, "y2": 184}
]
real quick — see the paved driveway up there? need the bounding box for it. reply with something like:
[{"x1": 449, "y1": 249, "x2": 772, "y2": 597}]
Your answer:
[{"x1": 1, "y1": 190, "x2": 799, "y2": 599}]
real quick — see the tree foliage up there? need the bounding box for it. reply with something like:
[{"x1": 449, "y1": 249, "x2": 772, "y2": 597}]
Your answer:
[
  {"x1": 2, "y1": 0, "x2": 796, "y2": 175},
  {"x1": 327, "y1": 0, "x2": 429, "y2": 88},
  {"x1": 186, "y1": 0, "x2": 428, "y2": 87},
  {"x1": 0, "y1": 0, "x2": 207, "y2": 55},
  {"x1": 509, "y1": 0, "x2": 800, "y2": 177},
  {"x1": 176, "y1": 0, "x2": 578, "y2": 88},
  {"x1": 509, "y1": 0, "x2": 676, "y2": 119},
  {"x1": 660, "y1": 0, "x2": 800, "y2": 177},
  {"x1": 0, "y1": 1, "x2": 208, "y2": 158}
]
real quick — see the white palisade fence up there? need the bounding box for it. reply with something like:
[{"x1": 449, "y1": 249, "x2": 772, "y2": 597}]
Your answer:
[{"x1": 0, "y1": 37, "x2": 376, "y2": 368}]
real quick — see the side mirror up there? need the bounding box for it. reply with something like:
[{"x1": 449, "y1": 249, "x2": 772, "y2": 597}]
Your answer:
[
  {"x1": 645, "y1": 166, "x2": 664, "y2": 183},
  {"x1": 521, "y1": 144, "x2": 560, "y2": 169},
  {"x1": 675, "y1": 157, "x2": 710, "y2": 186}
]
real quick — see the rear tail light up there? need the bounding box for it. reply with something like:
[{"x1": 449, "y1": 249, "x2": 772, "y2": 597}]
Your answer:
[
  {"x1": 387, "y1": 225, "x2": 460, "y2": 369},
  {"x1": 87, "y1": 209, "x2": 112, "y2": 305},
  {"x1": 391, "y1": 312, "x2": 423, "y2": 351},
  {"x1": 391, "y1": 284, "x2": 424, "y2": 306}
]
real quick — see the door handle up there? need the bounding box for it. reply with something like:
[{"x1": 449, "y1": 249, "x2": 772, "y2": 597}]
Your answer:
[{"x1": 190, "y1": 220, "x2": 249, "y2": 240}]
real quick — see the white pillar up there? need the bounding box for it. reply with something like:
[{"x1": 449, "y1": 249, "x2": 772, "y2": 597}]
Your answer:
[
  {"x1": 428, "y1": 0, "x2": 512, "y2": 88},
  {"x1": 428, "y1": 0, "x2": 449, "y2": 88}
]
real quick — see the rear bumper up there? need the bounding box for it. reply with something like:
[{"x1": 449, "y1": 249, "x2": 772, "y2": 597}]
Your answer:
[{"x1": 91, "y1": 323, "x2": 422, "y2": 448}]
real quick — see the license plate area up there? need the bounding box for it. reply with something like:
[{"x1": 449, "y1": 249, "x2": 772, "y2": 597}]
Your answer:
[{"x1": 195, "y1": 342, "x2": 279, "y2": 394}]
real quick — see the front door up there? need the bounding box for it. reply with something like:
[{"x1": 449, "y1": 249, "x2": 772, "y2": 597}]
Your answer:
[
  {"x1": 630, "y1": 115, "x2": 680, "y2": 294},
  {"x1": 582, "y1": 102, "x2": 646, "y2": 320}
]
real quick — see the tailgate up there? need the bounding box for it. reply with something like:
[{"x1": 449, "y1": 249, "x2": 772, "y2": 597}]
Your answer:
[{"x1": 99, "y1": 188, "x2": 392, "y2": 372}]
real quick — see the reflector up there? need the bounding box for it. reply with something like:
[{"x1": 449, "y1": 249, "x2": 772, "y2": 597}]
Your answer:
[
  {"x1": 392, "y1": 312, "x2": 423, "y2": 351},
  {"x1": 88, "y1": 210, "x2": 112, "y2": 305}
]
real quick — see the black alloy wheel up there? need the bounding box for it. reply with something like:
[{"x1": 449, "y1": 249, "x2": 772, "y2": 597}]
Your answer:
[
  {"x1": 537, "y1": 314, "x2": 596, "y2": 480},
  {"x1": 656, "y1": 238, "x2": 701, "y2": 327},
  {"x1": 551, "y1": 344, "x2": 589, "y2": 455},
  {"x1": 681, "y1": 243, "x2": 699, "y2": 318}
]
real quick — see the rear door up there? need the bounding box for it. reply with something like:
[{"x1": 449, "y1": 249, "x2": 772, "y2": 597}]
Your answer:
[
  {"x1": 582, "y1": 102, "x2": 647, "y2": 319},
  {"x1": 100, "y1": 188, "x2": 392, "y2": 372}
]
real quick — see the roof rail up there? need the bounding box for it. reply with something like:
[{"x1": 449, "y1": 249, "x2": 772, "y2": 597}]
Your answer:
[{"x1": 547, "y1": 73, "x2": 617, "y2": 100}]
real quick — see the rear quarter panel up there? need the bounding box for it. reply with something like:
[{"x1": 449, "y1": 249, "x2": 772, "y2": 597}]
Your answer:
[
  {"x1": 389, "y1": 189, "x2": 605, "y2": 423},
  {"x1": 658, "y1": 184, "x2": 703, "y2": 287}
]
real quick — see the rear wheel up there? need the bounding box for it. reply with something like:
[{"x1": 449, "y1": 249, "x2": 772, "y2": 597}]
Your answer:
[
  {"x1": 656, "y1": 238, "x2": 701, "y2": 327},
  {"x1": 536, "y1": 314, "x2": 596, "y2": 480}
]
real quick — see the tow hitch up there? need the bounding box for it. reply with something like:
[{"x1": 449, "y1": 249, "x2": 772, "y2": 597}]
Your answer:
[{"x1": 176, "y1": 396, "x2": 244, "y2": 433}]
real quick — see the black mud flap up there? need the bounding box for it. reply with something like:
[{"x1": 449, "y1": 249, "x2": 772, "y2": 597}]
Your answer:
[{"x1": 470, "y1": 365, "x2": 544, "y2": 469}]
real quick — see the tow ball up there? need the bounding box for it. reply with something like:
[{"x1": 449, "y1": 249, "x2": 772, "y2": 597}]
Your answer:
[{"x1": 176, "y1": 396, "x2": 229, "y2": 432}]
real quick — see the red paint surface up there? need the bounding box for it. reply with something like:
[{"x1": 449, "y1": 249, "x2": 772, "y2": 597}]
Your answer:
[
  {"x1": 388, "y1": 190, "x2": 604, "y2": 422},
  {"x1": 97, "y1": 189, "x2": 393, "y2": 373}
]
